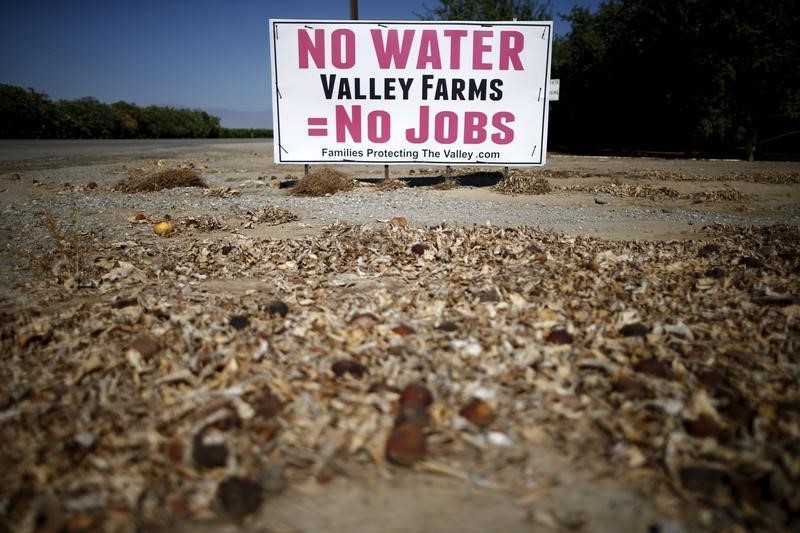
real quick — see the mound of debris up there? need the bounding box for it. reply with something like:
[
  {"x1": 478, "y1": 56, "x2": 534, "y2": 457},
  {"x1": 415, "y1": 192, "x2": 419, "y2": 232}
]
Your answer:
[{"x1": 114, "y1": 168, "x2": 208, "y2": 193}]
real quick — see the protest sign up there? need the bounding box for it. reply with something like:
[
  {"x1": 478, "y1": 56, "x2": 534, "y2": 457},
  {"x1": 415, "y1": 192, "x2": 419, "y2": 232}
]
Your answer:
[{"x1": 270, "y1": 20, "x2": 552, "y2": 165}]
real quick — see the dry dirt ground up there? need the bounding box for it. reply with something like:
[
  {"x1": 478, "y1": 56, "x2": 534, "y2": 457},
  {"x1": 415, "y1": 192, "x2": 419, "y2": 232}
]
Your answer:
[{"x1": 0, "y1": 141, "x2": 798, "y2": 532}]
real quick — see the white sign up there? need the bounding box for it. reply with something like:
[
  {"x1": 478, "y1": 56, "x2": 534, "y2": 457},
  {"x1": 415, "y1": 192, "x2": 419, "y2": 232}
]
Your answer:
[
  {"x1": 549, "y1": 78, "x2": 559, "y2": 101},
  {"x1": 269, "y1": 20, "x2": 553, "y2": 166}
]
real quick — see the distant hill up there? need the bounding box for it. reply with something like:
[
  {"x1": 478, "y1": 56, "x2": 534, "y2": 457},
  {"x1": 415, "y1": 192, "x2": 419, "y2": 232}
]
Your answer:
[{"x1": 205, "y1": 108, "x2": 272, "y2": 129}]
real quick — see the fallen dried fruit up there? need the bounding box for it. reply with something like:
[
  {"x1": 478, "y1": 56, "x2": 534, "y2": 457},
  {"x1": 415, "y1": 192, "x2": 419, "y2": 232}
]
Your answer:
[
  {"x1": 620, "y1": 323, "x2": 649, "y2": 337},
  {"x1": 684, "y1": 414, "x2": 726, "y2": 439},
  {"x1": 633, "y1": 357, "x2": 671, "y2": 379},
  {"x1": 612, "y1": 377, "x2": 653, "y2": 399},
  {"x1": 391, "y1": 324, "x2": 415, "y2": 336},
  {"x1": 739, "y1": 256, "x2": 763, "y2": 268},
  {"x1": 264, "y1": 300, "x2": 289, "y2": 317},
  {"x1": 385, "y1": 422, "x2": 426, "y2": 466},
  {"x1": 459, "y1": 398, "x2": 495, "y2": 427},
  {"x1": 217, "y1": 476, "x2": 263, "y2": 519},
  {"x1": 390, "y1": 216, "x2": 408, "y2": 227},
  {"x1": 128, "y1": 334, "x2": 160, "y2": 361},
  {"x1": 395, "y1": 402, "x2": 430, "y2": 427},
  {"x1": 250, "y1": 389, "x2": 281, "y2": 420},
  {"x1": 679, "y1": 466, "x2": 729, "y2": 494},
  {"x1": 164, "y1": 437, "x2": 185, "y2": 463},
  {"x1": 697, "y1": 244, "x2": 720, "y2": 257},
  {"x1": 411, "y1": 243, "x2": 427, "y2": 255},
  {"x1": 192, "y1": 430, "x2": 228, "y2": 469},
  {"x1": 331, "y1": 359, "x2": 367, "y2": 378},
  {"x1": 153, "y1": 217, "x2": 174, "y2": 236},
  {"x1": 399, "y1": 383, "x2": 434, "y2": 407},
  {"x1": 229, "y1": 315, "x2": 250, "y2": 330},
  {"x1": 545, "y1": 329, "x2": 574, "y2": 344}
]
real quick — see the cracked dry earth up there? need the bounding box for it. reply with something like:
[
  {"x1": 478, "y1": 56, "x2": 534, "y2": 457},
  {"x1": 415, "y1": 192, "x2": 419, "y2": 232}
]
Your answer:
[{"x1": 1, "y1": 220, "x2": 799, "y2": 532}]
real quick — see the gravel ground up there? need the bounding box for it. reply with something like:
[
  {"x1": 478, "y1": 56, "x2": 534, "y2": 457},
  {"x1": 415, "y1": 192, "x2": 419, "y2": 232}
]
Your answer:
[{"x1": 3, "y1": 157, "x2": 798, "y2": 241}]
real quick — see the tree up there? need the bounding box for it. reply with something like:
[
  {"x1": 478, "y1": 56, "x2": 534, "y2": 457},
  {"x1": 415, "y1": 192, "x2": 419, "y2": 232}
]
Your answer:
[
  {"x1": 419, "y1": 0, "x2": 551, "y2": 21},
  {"x1": 0, "y1": 84, "x2": 57, "y2": 138},
  {"x1": 0, "y1": 83, "x2": 229, "y2": 140},
  {"x1": 551, "y1": 0, "x2": 800, "y2": 159}
]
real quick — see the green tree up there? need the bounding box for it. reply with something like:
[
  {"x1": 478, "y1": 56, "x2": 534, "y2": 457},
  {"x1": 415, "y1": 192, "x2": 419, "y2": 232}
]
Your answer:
[
  {"x1": 551, "y1": 0, "x2": 800, "y2": 158},
  {"x1": 111, "y1": 101, "x2": 142, "y2": 138},
  {"x1": 0, "y1": 83, "x2": 230, "y2": 139},
  {"x1": 0, "y1": 84, "x2": 58, "y2": 138},
  {"x1": 419, "y1": 0, "x2": 551, "y2": 21},
  {"x1": 55, "y1": 97, "x2": 120, "y2": 139}
]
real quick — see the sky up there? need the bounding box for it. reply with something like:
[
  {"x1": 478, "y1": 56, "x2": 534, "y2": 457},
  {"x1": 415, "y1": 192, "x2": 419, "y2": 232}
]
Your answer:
[{"x1": 0, "y1": 0, "x2": 602, "y2": 127}]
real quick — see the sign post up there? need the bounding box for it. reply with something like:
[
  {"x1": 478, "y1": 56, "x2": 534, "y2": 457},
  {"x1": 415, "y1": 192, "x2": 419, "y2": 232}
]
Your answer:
[{"x1": 269, "y1": 20, "x2": 553, "y2": 166}]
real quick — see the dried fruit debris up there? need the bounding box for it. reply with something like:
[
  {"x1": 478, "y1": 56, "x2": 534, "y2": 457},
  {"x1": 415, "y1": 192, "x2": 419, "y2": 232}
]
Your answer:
[{"x1": 0, "y1": 222, "x2": 798, "y2": 530}]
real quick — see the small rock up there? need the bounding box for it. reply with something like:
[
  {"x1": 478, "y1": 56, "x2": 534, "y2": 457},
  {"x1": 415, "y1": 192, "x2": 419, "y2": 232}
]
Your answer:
[
  {"x1": 487, "y1": 431, "x2": 513, "y2": 447},
  {"x1": 87, "y1": 181, "x2": 98, "y2": 189},
  {"x1": 435, "y1": 321, "x2": 458, "y2": 332},
  {"x1": 386, "y1": 422, "x2": 426, "y2": 466},
  {"x1": 594, "y1": 197, "x2": 608, "y2": 205},
  {"x1": 217, "y1": 476, "x2": 263, "y2": 519},
  {"x1": 73, "y1": 431, "x2": 95, "y2": 449},
  {"x1": 459, "y1": 398, "x2": 495, "y2": 427}
]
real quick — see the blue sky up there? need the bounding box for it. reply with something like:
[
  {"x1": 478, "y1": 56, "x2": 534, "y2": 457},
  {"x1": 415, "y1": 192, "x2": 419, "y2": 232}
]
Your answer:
[{"x1": 0, "y1": 0, "x2": 601, "y2": 127}]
